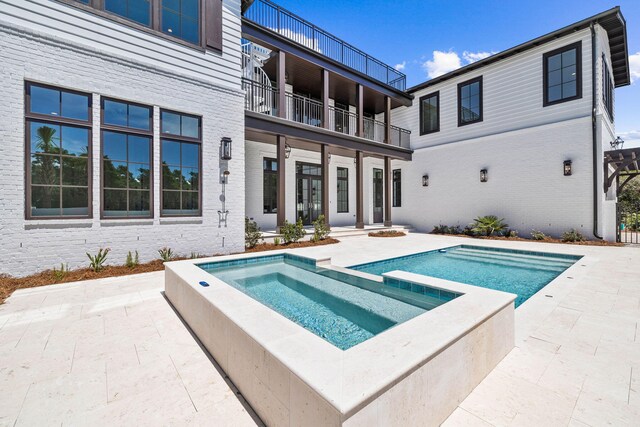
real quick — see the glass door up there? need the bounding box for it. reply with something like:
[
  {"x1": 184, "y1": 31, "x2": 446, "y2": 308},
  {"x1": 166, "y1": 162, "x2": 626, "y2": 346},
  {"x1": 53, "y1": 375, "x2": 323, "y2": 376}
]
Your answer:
[{"x1": 296, "y1": 162, "x2": 323, "y2": 225}]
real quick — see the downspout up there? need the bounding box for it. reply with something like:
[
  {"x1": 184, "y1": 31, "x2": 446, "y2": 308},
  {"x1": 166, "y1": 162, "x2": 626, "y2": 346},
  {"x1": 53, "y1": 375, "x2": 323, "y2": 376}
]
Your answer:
[{"x1": 591, "y1": 23, "x2": 603, "y2": 239}]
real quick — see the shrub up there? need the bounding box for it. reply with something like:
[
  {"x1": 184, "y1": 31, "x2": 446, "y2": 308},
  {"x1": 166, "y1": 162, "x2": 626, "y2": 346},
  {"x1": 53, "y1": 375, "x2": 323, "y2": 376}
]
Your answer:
[
  {"x1": 87, "y1": 248, "x2": 110, "y2": 272},
  {"x1": 504, "y1": 229, "x2": 518, "y2": 238},
  {"x1": 562, "y1": 229, "x2": 585, "y2": 242},
  {"x1": 462, "y1": 226, "x2": 477, "y2": 236},
  {"x1": 432, "y1": 224, "x2": 461, "y2": 235},
  {"x1": 281, "y1": 218, "x2": 305, "y2": 244},
  {"x1": 311, "y1": 215, "x2": 331, "y2": 242},
  {"x1": 52, "y1": 263, "x2": 68, "y2": 282},
  {"x1": 245, "y1": 217, "x2": 262, "y2": 248},
  {"x1": 531, "y1": 230, "x2": 549, "y2": 241},
  {"x1": 273, "y1": 237, "x2": 281, "y2": 246},
  {"x1": 471, "y1": 216, "x2": 508, "y2": 237},
  {"x1": 125, "y1": 251, "x2": 139, "y2": 268},
  {"x1": 158, "y1": 247, "x2": 174, "y2": 262},
  {"x1": 190, "y1": 252, "x2": 204, "y2": 259}
]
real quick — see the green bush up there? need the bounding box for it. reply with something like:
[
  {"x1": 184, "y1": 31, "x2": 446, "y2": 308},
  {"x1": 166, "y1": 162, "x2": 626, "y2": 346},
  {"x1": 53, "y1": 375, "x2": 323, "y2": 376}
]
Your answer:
[
  {"x1": 311, "y1": 215, "x2": 331, "y2": 242},
  {"x1": 273, "y1": 237, "x2": 281, "y2": 246},
  {"x1": 622, "y1": 213, "x2": 639, "y2": 232},
  {"x1": 471, "y1": 216, "x2": 508, "y2": 237},
  {"x1": 281, "y1": 218, "x2": 305, "y2": 244},
  {"x1": 432, "y1": 224, "x2": 461, "y2": 235},
  {"x1": 562, "y1": 229, "x2": 585, "y2": 242},
  {"x1": 87, "y1": 248, "x2": 110, "y2": 272},
  {"x1": 158, "y1": 247, "x2": 174, "y2": 262},
  {"x1": 125, "y1": 251, "x2": 139, "y2": 268},
  {"x1": 531, "y1": 230, "x2": 549, "y2": 240},
  {"x1": 52, "y1": 263, "x2": 68, "y2": 282},
  {"x1": 245, "y1": 217, "x2": 263, "y2": 248}
]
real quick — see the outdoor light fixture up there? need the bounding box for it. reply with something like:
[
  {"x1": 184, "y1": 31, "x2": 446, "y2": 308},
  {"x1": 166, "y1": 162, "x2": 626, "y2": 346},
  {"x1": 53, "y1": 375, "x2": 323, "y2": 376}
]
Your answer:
[
  {"x1": 284, "y1": 143, "x2": 291, "y2": 159},
  {"x1": 220, "y1": 137, "x2": 232, "y2": 160},
  {"x1": 480, "y1": 169, "x2": 488, "y2": 182},
  {"x1": 610, "y1": 136, "x2": 624, "y2": 150},
  {"x1": 422, "y1": 174, "x2": 429, "y2": 187},
  {"x1": 563, "y1": 160, "x2": 572, "y2": 176}
]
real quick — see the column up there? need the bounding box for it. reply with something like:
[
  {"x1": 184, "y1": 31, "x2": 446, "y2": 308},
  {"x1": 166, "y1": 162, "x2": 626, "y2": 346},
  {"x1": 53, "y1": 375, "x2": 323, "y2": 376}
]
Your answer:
[
  {"x1": 356, "y1": 84, "x2": 364, "y2": 138},
  {"x1": 321, "y1": 69, "x2": 330, "y2": 130},
  {"x1": 356, "y1": 150, "x2": 364, "y2": 229},
  {"x1": 321, "y1": 145, "x2": 330, "y2": 225},
  {"x1": 277, "y1": 51, "x2": 286, "y2": 119},
  {"x1": 276, "y1": 135, "x2": 286, "y2": 230},
  {"x1": 384, "y1": 95, "x2": 391, "y2": 144},
  {"x1": 384, "y1": 156, "x2": 392, "y2": 227}
]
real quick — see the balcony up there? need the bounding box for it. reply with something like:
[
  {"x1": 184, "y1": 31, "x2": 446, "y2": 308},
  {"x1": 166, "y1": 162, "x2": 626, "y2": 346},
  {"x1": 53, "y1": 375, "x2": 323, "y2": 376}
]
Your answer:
[
  {"x1": 242, "y1": 0, "x2": 407, "y2": 91},
  {"x1": 243, "y1": 78, "x2": 411, "y2": 149}
]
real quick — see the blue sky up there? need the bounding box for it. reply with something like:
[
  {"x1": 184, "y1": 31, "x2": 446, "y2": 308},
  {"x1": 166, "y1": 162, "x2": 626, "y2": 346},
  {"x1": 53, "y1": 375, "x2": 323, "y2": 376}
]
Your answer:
[{"x1": 272, "y1": 0, "x2": 640, "y2": 147}]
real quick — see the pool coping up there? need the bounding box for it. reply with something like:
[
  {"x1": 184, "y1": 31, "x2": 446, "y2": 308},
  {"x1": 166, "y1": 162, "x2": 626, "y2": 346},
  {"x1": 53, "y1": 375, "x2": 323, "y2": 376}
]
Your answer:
[{"x1": 164, "y1": 249, "x2": 517, "y2": 420}]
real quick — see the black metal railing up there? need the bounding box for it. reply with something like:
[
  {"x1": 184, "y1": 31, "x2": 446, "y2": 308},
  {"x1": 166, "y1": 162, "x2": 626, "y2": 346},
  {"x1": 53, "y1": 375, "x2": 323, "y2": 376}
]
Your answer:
[
  {"x1": 243, "y1": 0, "x2": 407, "y2": 91},
  {"x1": 363, "y1": 117, "x2": 385, "y2": 143},
  {"x1": 242, "y1": 78, "x2": 279, "y2": 116},
  {"x1": 286, "y1": 92, "x2": 323, "y2": 127},
  {"x1": 329, "y1": 106, "x2": 357, "y2": 136},
  {"x1": 617, "y1": 203, "x2": 640, "y2": 244},
  {"x1": 390, "y1": 125, "x2": 411, "y2": 149}
]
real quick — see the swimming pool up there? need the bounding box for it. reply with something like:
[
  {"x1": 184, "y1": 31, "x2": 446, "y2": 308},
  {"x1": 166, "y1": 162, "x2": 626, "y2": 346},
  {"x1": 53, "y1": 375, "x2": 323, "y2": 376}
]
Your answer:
[
  {"x1": 198, "y1": 254, "x2": 456, "y2": 350},
  {"x1": 350, "y1": 245, "x2": 581, "y2": 307}
]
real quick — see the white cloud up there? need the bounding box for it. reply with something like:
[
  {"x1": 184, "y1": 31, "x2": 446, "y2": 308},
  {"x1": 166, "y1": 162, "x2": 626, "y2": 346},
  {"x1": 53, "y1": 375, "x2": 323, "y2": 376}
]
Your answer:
[
  {"x1": 630, "y1": 52, "x2": 640, "y2": 83},
  {"x1": 618, "y1": 130, "x2": 640, "y2": 148},
  {"x1": 422, "y1": 50, "x2": 496, "y2": 79},
  {"x1": 394, "y1": 61, "x2": 406, "y2": 72}
]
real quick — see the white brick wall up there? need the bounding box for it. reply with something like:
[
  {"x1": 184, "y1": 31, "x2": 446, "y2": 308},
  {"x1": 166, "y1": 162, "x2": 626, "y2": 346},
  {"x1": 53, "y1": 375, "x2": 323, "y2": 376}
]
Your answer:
[{"x1": 0, "y1": 23, "x2": 245, "y2": 277}]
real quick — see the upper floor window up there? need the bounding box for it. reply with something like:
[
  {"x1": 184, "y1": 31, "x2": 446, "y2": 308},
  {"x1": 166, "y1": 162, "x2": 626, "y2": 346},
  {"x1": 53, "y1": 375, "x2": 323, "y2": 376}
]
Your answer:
[
  {"x1": 458, "y1": 77, "x2": 482, "y2": 126},
  {"x1": 105, "y1": 0, "x2": 151, "y2": 26},
  {"x1": 392, "y1": 169, "x2": 401, "y2": 207},
  {"x1": 543, "y1": 42, "x2": 582, "y2": 106},
  {"x1": 263, "y1": 158, "x2": 278, "y2": 214},
  {"x1": 160, "y1": 110, "x2": 202, "y2": 216},
  {"x1": 337, "y1": 167, "x2": 348, "y2": 213},
  {"x1": 419, "y1": 92, "x2": 439, "y2": 135},
  {"x1": 25, "y1": 83, "x2": 92, "y2": 219},
  {"x1": 602, "y1": 55, "x2": 614, "y2": 121},
  {"x1": 162, "y1": 0, "x2": 200, "y2": 45}
]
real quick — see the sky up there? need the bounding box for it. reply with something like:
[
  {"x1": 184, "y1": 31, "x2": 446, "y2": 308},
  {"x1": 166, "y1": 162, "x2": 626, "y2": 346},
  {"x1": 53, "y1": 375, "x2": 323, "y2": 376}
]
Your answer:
[{"x1": 271, "y1": 0, "x2": 640, "y2": 148}]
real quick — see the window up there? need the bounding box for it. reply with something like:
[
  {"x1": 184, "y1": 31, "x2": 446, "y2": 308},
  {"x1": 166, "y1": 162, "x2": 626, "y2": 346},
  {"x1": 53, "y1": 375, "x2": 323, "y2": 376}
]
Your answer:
[
  {"x1": 602, "y1": 55, "x2": 614, "y2": 121},
  {"x1": 419, "y1": 92, "x2": 439, "y2": 135},
  {"x1": 161, "y1": 110, "x2": 201, "y2": 216},
  {"x1": 25, "y1": 83, "x2": 92, "y2": 219},
  {"x1": 337, "y1": 167, "x2": 348, "y2": 213},
  {"x1": 543, "y1": 42, "x2": 582, "y2": 106},
  {"x1": 458, "y1": 77, "x2": 482, "y2": 126},
  {"x1": 392, "y1": 169, "x2": 401, "y2": 207},
  {"x1": 65, "y1": 0, "x2": 217, "y2": 48},
  {"x1": 105, "y1": 0, "x2": 151, "y2": 26},
  {"x1": 101, "y1": 99, "x2": 153, "y2": 218},
  {"x1": 263, "y1": 158, "x2": 278, "y2": 214}
]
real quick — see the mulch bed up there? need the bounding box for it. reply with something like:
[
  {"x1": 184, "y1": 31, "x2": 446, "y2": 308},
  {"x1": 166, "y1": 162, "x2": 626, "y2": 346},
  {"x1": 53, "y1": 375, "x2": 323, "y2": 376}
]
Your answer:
[
  {"x1": 368, "y1": 230, "x2": 407, "y2": 238},
  {"x1": 433, "y1": 233, "x2": 624, "y2": 247},
  {"x1": 0, "y1": 238, "x2": 341, "y2": 304}
]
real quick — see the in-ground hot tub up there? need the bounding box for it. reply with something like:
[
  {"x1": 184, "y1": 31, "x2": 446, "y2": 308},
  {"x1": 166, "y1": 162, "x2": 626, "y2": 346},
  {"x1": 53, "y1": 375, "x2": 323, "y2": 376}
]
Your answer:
[{"x1": 165, "y1": 251, "x2": 516, "y2": 426}]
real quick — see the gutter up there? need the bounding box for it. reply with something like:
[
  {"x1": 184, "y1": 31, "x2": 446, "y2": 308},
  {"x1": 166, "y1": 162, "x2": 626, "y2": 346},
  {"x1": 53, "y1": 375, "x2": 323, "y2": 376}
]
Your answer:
[{"x1": 591, "y1": 23, "x2": 603, "y2": 240}]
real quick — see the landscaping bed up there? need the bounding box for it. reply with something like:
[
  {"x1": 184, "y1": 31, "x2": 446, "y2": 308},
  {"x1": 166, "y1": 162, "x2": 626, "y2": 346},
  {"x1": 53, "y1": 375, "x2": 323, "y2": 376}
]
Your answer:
[
  {"x1": 433, "y1": 233, "x2": 624, "y2": 247},
  {"x1": 245, "y1": 237, "x2": 340, "y2": 253},
  {"x1": 368, "y1": 230, "x2": 406, "y2": 238}
]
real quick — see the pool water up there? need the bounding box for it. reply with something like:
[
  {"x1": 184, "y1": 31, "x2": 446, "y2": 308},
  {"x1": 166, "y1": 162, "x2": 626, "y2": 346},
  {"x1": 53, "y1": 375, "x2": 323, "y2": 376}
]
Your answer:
[
  {"x1": 199, "y1": 255, "x2": 451, "y2": 350},
  {"x1": 350, "y1": 245, "x2": 581, "y2": 307}
]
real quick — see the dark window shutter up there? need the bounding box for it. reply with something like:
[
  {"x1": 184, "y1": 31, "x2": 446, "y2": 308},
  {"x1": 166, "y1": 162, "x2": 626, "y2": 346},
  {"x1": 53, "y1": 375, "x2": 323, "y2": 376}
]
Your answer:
[{"x1": 205, "y1": 0, "x2": 223, "y2": 51}]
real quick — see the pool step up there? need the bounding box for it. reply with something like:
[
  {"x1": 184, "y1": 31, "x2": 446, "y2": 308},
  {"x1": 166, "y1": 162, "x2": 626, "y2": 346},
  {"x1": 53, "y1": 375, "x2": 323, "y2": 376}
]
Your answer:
[
  {"x1": 444, "y1": 253, "x2": 569, "y2": 273},
  {"x1": 452, "y1": 248, "x2": 575, "y2": 268}
]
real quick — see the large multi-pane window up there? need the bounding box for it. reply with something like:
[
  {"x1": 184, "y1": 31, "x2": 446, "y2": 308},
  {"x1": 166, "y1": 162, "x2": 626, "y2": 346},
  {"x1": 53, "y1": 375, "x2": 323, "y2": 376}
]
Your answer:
[
  {"x1": 101, "y1": 99, "x2": 153, "y2": 218},
  {"x1": 263, "y1": 158, "x2": 278, "y2": 214},
  {"x1": 543, "y1": 42, "x2": 582, "y2": 106},
  {"x1": 161, "y1": 110, "x2": 201, "y2": 216},
  {"x1": 25, "y1": 83, "x2": 92, "y2": 219},
  {"x1": 458, "y1": 77, "x2": 482, "y2": 126},
  {"x1": 336, "y1": 167, "x2": 349, "y2": 213},
  {"x1": 162, "y1": 0, "x2": 200, "y2": 44},
  {"x1": 104, "y1": 0, "x2": 151, "y2": 26},
  {"x1": 602, "y1": 55, "x2": 614, "y2": 120},
  {"x1": 392, "y1": 169, "x2": 401, "y2": 207},
  {"x1": 419, "y1": 92, "x2": 439, "y2": 135}
]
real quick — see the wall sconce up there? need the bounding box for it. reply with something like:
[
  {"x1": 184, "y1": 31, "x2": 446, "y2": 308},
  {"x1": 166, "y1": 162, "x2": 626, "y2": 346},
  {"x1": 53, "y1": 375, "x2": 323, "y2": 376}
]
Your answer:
[
  {"x1": 284, "y1": 143, "x2": 291, "y2": 159},
  {"x1": 563, "y1": 160, "x2": 572, "y2": 176},
  {"x1": 610, "y1": 136, "x2": 624, "y2": 150},
  {"x1": 422, "y1": 174, "x2": 429, "y2": 187},
  {"x1": 220, "y1": 137, "x2": 232, "y2": 160},
  {"x1": 480, "y1": 169, "x2": 488, "y2": 182}
]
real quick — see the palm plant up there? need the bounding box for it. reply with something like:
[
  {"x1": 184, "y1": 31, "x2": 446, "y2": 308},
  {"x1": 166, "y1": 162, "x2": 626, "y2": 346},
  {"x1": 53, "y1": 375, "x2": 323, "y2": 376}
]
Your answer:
[
  {"x1": 33, "y1": 126, "x2": 60, "y2": 208},
  {"x1": 471, "y1": 215, "x2": 508, "y2": 236}
]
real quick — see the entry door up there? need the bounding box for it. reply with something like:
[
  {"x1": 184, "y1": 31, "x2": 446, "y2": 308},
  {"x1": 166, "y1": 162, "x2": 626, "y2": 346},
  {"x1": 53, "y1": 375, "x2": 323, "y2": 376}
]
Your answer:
[
  {"x1": 296, "y1": 163, "x2": 323, "y2": 225},
  {"x1": 373, "y1": 168, "x2": 383, "y2": 223}
]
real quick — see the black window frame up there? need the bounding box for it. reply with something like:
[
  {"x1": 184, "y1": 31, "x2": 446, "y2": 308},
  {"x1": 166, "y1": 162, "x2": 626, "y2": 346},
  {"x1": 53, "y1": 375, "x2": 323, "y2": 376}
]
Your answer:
[
  {"x1": 160, "y1": 109, "x2": 203, "y2": 217},
  {"x1": 336, "y1": 167, "x2": 349, "y2": 213},
  {"x1": 24, "y1": 82, "x2": 93, "y2": 220},
  {"x1": 543, "y1": 41, "x2": 582, "y2": 107},
  {"x1": 100, "y1": 97, "x2": 154, "y2": 219},
  {"x1": 58, "y1": 0, "x2": 222, "y2": 51},
  {"x1": 457, "y1": 76, "x2": 483, "y2": 127},
  {"x1": 602, "y1": 54, "x2": 614, "y2": 121},
  {"x1": 419, "y1": 91, "x2": 440, "y2": 135},
  {"x1": 392, "y1": 169, "x2": 401, "y2": 208},
  {"x1": 263, "y1": 157, "x2": 278, "y2": 215}
]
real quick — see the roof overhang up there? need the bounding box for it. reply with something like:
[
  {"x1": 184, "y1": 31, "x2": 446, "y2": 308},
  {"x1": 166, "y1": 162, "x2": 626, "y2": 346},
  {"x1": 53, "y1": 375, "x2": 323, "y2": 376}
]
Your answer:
[{"x1": 408, "y1": 7, "x2": 631, "y2": 93}]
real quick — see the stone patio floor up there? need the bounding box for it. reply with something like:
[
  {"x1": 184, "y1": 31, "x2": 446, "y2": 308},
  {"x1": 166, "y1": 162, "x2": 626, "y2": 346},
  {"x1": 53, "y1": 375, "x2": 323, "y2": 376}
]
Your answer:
[{"x1": 1, "y1": 233, "x2": 639, "y2": 426}]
